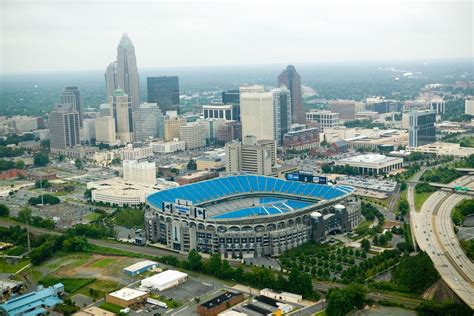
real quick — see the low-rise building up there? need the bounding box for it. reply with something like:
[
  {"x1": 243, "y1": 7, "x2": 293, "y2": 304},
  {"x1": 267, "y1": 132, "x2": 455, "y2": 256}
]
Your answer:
[
  {"x1": 73, "y1": 306, "x2": 116, "y2": 316},
  {"x1": 197, "y1": 292, "x2": 244, "y2": 316},
  {"x1": 175, "y1": 170, "x2": 218, "y2": 185},
  {"x1": 282, "y1": 128, "x2": 319, "y2": 152},
  {"x1": 123, "y1": 260, "x2": 158, "y2": 276},
  {"x1": 105, "y1": 288, "x2": 148, "y2": 307},
  {"x1": 196, "y1": 156, "x2": 225, "y2": 171},
  {"x1": 0, "y1": 283, "x2": 64, "y2": 316},
  {"x1": 305, "y1": 110, "x2": 339, "y2": 130},
  {"x1": 151, "y1": 139, "x2": 185, "y2": 154},
  {"x1": 407, "y1": 142, "x2": 474, "y2": 158},
  {"x1": 140, "y1": 270, "x2": 188, "y2": 291},
  {"x1": 121, "y1": 144, "x2": 154, "y2": 160},
  {"x1": 335, "y1": 154, "x2": 403, "y2": 175},
  {"x1": 259, "y1": 289, "x2": 302, "y2": 303}
]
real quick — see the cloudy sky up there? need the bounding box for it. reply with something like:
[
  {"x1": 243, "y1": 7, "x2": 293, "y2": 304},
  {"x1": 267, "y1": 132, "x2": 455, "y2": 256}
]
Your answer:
[{"x1": 1, "y1": 0, "x2": 472, "y2": 74}]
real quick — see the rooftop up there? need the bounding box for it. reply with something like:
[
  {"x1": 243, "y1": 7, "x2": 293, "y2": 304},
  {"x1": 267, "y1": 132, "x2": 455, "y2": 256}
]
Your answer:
[
  {"x1": 337, "y1": 154, "x2": 402, "y2": 164},
  {"x1": 123, "y1": 260, "x2": 158, "y2": 273},
  {"x1": 200, "y1": 291, "x2": 242, "y2": 309},
  {"x1": 108, "y1": 288, "x2": 147, "y2": 301}
]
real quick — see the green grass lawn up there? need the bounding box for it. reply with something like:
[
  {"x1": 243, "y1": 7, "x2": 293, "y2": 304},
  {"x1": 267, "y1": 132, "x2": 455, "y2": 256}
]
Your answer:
[
  {"x1": 87, "y1": 244, "x2": 156, "y2": 260},
  {"x1": 77, "y1": 279, "x2": 121, "y2": 299},
  {"x1": 85, "y1": 212, "x2": 101, "y2": 222},
  {"x1": 39, "y1": 276, "x2": 95, "y2": 293},
  {"x1": 91, "y1": 258, "x2": 115, "y2": 268},
  {"x1": 0, "y1": 259, "x2": 30, "y2": 273},
  {"x1": 414, "y1": 192, "x2": 433, "y2": 211},
  {"x1": 99, "y1": 302, "x2": 123, "y2": 314}
]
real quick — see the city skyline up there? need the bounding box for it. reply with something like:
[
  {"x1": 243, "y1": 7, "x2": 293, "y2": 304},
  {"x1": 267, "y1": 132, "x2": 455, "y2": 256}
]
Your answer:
[{"x1": 1, "y1": 0, "x2": 472, "y2": 74}]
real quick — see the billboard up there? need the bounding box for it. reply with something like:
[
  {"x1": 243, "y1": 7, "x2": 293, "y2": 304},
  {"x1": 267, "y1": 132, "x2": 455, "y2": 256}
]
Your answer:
[
  {"x1": 174, "y1": 204, "x2": 190, "y2": 214},
  {"x1": 285, "y1": 172, "x2": 327, "y2": 185}
]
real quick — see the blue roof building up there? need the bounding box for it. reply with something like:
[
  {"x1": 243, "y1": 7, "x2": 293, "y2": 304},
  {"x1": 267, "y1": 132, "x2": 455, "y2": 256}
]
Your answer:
[{"x1": 0, "y1": 283, "x2": 64, "y2": 316}]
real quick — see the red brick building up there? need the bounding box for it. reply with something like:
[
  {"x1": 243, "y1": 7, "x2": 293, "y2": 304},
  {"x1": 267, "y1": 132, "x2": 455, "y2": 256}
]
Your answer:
[{"x1": 197, "y1": 292, "x2": 244, "y2": 316}]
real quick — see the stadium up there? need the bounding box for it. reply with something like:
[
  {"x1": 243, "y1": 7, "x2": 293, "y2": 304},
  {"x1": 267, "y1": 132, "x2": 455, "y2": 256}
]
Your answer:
[{"x1": 145, "y1": 175, "x2": 360, "y2": 258}]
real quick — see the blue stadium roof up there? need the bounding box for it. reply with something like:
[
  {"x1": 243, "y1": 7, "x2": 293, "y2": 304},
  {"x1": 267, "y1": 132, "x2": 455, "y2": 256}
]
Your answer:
[{"x1": 147, "y1": 175, "x2": 354, "y2": 219}]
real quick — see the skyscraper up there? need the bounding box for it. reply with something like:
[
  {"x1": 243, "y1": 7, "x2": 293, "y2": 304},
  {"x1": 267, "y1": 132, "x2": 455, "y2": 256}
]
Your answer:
[
  {"x1": 147, "y1": 76, "x2": 180, "y2": 113},
  {"x1": 272, "y1": 87, "x2": 292, "y2": 146},
  {"x1": 49, "y1": 105, "x2": 81, "y2": 150},
  {"x1": 239, "y1": 85, "x2": 274, "y2": 141},
  {"x1": 134, "y1": 103, "x2": 165, "y2": 141},
  {"x1": 110, "y1": 89, "x2": 134, "y2": 144},
  {"x1": 278, "y1": 65, "x2": 304, "y2": 124},
  {"x1": 222, "y1": 89, "x2": 240, "y2": 120},
  {"x1": 60, "y1": 86, "x2": 83, "y2": 127},
  {"x1": 408, "y1": 110, "x2": 436, "y2": 147},
  {"x1": 105, "y1": 33, "x2": 140, "y2": 110}
]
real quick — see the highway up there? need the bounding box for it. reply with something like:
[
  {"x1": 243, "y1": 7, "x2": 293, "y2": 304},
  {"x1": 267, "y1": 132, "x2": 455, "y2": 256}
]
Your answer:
[{"x1": 411, "y1": 176, "x2": 474, "y2": 309}]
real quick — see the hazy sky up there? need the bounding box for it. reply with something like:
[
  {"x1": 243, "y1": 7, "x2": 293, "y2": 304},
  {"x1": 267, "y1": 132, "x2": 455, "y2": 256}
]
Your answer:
[{"x1": 1, "y1": 0, "x2": 472, "y2": 74}]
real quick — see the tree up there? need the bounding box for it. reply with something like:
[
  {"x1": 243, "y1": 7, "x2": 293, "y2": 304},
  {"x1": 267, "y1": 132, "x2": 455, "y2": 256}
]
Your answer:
[
  {"x1": 18, "y1": 207, "x2": 32, "y2": 223},
  {"x1": 398, "y1": 199, "x2": 409, "y2": 216},
  {"x1": 33, "y1": 151, "x2": 49, "y2": 167},
  {"x1": 361, "y1": 239, "x2": 370, "y2": 252},
  {"x1": 62, "y1": 236, "x2": 89, "y2": 252},
  {"x1": 35, "y1": 179, "x2": 50, "y2": 189},
  {"x1": 74, "y1": 159, "x2": 83, "y2": 170},
  {"x1": 0, "y1": 204, "x2": 9, "y2": 217},
  {"x1": 392, "y1": 251, "x2": 439, "y2": 293},
  {"x1": 326, "y1": 284, "x2": 367, "y2": 316},
  {"x1": 187, "y1": 249, "x2": 203, "y2": 271},
  {"x1": 187, "y1": 159, "x2": 197, "y2": 170},
  {"x1": 15, "y1": 160, "x2": 25, "y2": 169},
  {"x1": 207, "y1": 253, "x2": 222, "y2": 277}
]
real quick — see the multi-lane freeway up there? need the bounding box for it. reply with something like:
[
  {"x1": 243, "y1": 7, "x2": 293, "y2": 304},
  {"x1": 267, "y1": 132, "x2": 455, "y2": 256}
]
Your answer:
[{"x1": 411, "y1": 176, "x2": 474, "y2": 308}]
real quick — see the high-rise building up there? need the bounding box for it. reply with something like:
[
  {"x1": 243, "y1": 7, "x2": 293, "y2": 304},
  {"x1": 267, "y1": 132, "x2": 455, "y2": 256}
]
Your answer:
[
  {"x1": 164, "y1": 116, "x2": 186, "y2": 141},
  {"x1": 465, "y1": 99, "x2": 474, "y2": 115},
  {"x1": 329, "y1": 100, "x2": 364, "y2": 121},
  {"x1": 240, "y1": 85, "x2": 274, "y2": 141},
  {"x1": 134, "y1": 103, "x2": 165, "y2": 141},
  {"x1": 60, "y1": 86, "x2": 83, "y2": 127},
  {"x1": 110, "y1": 89, "x2": 134, "y2": 144},
  {"x1": 216, "y1": 121, "x2": 242, "y2": 145},
  {"x1": 222, "y1": 89, "x2": 240, "y2": 120},
  {"x1": 278, "y1": 65, "x2": 304, "y2": 124},
  {"x1": 147, "y1": 76, "x2": 180, "y2": 113},
  {"x1": 105, "y1": 33, "x2": 140, "y2": 110},
  {"x1": 123, "y1": 159, "x2": 156, "y2": 185},
  {"x1": 203, "y1": 104, "x2": 234, "y2": 120},
  {"x1": 83, "y1": 118, "x2": 96, "y2": 143},
  {"x1": 179, "y1": 121, "x2": 208, "y2": 149},
  {"x1": 99, "y1": 103, "x2": 110, "y2": 117},
  {"x1": 225, "y1": 136, "x2": 276, "y2": 175},
  {"x1": 95, "y1": 116, "x2": 117, "y2": 145},
  {"x1": 48, "y1": 105, "x2": 81, "y2": 150},
  {"x1": 272, "y1": 87, "x2": 292, "y2": 146},
  {"x1": 408, "y1": 110, "x2": 436, "y2": 148},
  {"x1": 306, "y1": 110, "x2": 340, "y2": 131}
]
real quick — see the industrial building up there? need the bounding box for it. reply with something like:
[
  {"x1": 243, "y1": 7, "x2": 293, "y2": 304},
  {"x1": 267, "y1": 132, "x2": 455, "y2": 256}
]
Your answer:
[
  {"x1": 140, "y1": 270, "x2": 188, "y2": 291},
  {"x1": 197, "y1": 291, "x2": 244, "y2": 316},
  {"x1": 105, "y1": 288, "x2": 148, "y2": 307},
  {"x1": 123, "y1": 260, "x2": 158, "y2": 276},
  {"x1": 0, "y1": 283, "x2": 64, "y2": 316},
  {"x1": 145, "y1": 175, "x2": 359, "y2": 258},
  {"x1": 260, "y1": 288, "x2": 302, "y2": 304}
]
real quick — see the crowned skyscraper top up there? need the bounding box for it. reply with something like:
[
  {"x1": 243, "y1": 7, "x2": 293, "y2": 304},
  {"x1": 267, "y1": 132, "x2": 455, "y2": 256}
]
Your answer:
[
  {"x1": 278, "y1": 65, "x2": 304, "y2": 124},
  {"x1": 105, "y1": 33, "x2": 140, "y2": 110}
]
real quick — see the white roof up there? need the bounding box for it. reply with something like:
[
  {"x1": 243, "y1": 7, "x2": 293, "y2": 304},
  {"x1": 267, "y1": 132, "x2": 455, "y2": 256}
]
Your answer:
[
  {"x1": 218, "y1": 311, "x2": 247, "y2": 316},
  {"x1": 338, "y1": 154, "x2": 400, "y2": 164},
  {"x1": 141, "y1": 270, "x2": 188, "y2": 287},
  {"x1": 124, "y1": 260, "x2": 158, "y2": 273},
  {"x1": 108, "y1": 288, "x2": 147, "y2": 301}
]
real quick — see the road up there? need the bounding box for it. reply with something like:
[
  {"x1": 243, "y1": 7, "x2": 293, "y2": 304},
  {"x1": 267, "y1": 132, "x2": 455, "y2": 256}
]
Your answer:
[{"x1": 411, "y1": 175, "x2": 474, "y2": 309}]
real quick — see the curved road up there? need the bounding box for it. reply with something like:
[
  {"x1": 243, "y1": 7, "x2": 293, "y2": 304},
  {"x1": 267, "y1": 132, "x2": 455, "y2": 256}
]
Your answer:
[{"x1": 411, "y1": 176, "x2": 474, "y2": 308}]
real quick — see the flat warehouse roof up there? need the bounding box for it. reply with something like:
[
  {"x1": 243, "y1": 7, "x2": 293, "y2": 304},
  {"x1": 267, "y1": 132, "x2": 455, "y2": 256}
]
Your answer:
[
  {"x1": 124, "y1": 260, "x2": 158, "y2": 272},
  {"x1": 142, "y1": 270, "x2": 188, "y2": 286},
  {"x1": 108, "y1": 288, "x2": 147, "y2": 301}
]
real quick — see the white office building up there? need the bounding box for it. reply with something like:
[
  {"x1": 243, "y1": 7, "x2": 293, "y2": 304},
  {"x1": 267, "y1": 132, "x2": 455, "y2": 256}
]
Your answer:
[
  {"x1": 151, "y1": 139, "x2": 186, "y2": 153},
  {"x1": 123, "y1": 159, "x2": 156, "y2": 185},
  {"x1": 465, "y1": 99, "x2": 474, "y2": 116},
  {"x1": 240, "y1": 85, "x2": 274, "y2": 141},
  {"x1": 335, "y1": 154, "x2": 403, "y2": 175},
  {"x1": 179, "y1": 122, "x2": 208, "y2": 149},
  {"x1": 306, "y1": 110, "x2": 340, "y2": 130},
  {"x1": 95, "y1": 116, "x2": 117, "y2": 145}
]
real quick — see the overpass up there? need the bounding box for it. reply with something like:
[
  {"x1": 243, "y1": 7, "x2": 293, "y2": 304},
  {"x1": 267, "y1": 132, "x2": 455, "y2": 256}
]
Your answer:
[
  {"x1": 411, "y1": 176, "x2": 474, "y2": 309},
  {"x1": 429, "y1": 182, "x2": 474, "y2": 194}
]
